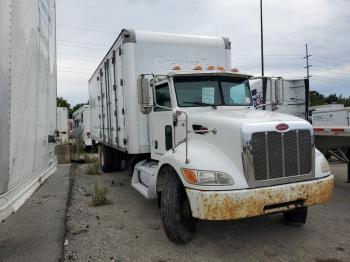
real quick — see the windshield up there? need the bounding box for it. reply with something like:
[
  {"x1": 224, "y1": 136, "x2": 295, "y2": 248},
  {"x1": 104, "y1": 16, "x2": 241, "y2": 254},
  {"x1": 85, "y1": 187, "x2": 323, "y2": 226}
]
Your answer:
[{"x1": 174, "y1": 76, "x2": 252, "y2": 107}]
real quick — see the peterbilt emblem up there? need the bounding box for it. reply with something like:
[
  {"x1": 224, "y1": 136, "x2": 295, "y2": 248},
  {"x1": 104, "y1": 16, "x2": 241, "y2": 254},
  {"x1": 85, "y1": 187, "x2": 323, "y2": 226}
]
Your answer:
[{"x1": 276, "y1": 123, "x2": 289, "y2": 131}]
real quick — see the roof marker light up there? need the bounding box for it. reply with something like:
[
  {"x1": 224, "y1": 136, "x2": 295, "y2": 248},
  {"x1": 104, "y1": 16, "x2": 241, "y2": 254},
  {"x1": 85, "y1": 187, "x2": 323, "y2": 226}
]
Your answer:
[
  {"x1": 231, "y1": 68, "x2": 239, "y2": 73},
  {"x1": 193, "y1": 64, "x2": 203, "y2": 70},
  {"x1": 172, "y1": 65, "x2": 182, "y2": 70},
  {"x1": 217, "y1": 66, "x2": 225, "y2": 71},
  {"x1": 207, "y1": 65, "x2": 216, "y2": 70}
]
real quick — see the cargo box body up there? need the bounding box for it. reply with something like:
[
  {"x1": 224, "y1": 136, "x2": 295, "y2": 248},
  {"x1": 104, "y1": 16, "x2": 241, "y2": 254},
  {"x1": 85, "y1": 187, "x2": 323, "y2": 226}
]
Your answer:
[
  {"x1": 0, "y1": 0, "x2": 57, "y2": 221},
  {"x1": 57, "y1": 107, "x2": 69, "y2": 143},
  {"x1": 89, "y1": 29, "x2": 231, "y2": 154},
  {"x1": 73, "y1": 105, "x2": 92, "y2": 148},
  {"x1": 311, "y1": 105, "x2": 350, "y2": 127},
  {"x1": 250, "y1": 78, "x2": 309, "y2": 119}
]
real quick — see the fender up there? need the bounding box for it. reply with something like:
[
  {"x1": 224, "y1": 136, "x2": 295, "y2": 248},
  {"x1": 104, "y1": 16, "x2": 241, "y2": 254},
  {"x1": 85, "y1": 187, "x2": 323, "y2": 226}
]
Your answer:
[
  {"x1": 151, "y1": 139, "x2": 249, "y2": 198},
  {"x1": 315, "y1": 148, "x2": 331, "y2": 178}
]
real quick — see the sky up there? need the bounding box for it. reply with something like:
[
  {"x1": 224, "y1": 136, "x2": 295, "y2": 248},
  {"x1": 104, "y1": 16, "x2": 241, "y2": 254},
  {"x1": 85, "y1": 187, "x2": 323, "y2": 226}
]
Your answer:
[{"x1": 56, "y1": 0, "x2": 350, "y2": 106}]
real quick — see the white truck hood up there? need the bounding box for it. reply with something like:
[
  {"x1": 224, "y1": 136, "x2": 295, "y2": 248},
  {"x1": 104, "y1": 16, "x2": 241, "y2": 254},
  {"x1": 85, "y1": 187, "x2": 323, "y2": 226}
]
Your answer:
[{"x1": 185, "y1": 108, "x2": 306, "y2": 125}]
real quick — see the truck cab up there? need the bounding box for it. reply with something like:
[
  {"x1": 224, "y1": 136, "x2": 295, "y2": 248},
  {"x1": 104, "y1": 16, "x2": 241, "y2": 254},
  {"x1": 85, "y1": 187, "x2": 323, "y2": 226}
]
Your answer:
[{"x1": 133, "y1": 66, "x2": 334, "y2": 243}]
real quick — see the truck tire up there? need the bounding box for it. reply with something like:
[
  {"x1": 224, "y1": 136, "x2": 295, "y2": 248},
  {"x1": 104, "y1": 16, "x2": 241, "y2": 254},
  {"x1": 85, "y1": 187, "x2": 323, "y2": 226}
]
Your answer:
[
  {"x1": 99, "y1": 144, "x2": 121, "y2": 172},
  {"x1": 113, "y1": 149, "x2": 122, "y2": 171},
  {"x1": 283, "y1": 207, "x2": 308, "y2": 225},
  {"x1": 161, "y1": 171, "x2": 196, "y2": 244}
]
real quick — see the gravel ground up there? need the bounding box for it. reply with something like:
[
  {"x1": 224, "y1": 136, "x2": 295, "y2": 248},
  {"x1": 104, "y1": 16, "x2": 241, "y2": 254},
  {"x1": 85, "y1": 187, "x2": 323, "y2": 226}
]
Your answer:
[{"x1": 64, "y1": 162, "x2": 350, "y2": 262}]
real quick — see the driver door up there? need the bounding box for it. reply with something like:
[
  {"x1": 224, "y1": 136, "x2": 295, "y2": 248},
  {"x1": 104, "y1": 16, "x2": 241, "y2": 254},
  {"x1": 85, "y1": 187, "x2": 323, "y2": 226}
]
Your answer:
[{"x1": 150, "y1": 81, "x2": 174, "y2": 159}]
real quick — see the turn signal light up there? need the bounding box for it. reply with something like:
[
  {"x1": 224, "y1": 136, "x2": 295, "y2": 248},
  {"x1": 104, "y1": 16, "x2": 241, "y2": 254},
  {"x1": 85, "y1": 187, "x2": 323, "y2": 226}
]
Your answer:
[{"x1": 182, "y1": 169, "x2": 198, "y2": 184}]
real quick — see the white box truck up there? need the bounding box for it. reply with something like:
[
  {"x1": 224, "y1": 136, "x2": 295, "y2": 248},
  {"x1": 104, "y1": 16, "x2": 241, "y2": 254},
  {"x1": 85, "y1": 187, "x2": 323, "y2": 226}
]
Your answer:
[
  {"x1": 0, "y1": 0, "x2": 57, "y2": 221},
  {"x1": 73, "y1": 105, "x2": 92, "y2": 150},
  {"x1": 57, "y1": 107, "x2": 69, "y2": 143},
  {"x1": 89, "y1": 29, "x2": 334, "y2": 244}
]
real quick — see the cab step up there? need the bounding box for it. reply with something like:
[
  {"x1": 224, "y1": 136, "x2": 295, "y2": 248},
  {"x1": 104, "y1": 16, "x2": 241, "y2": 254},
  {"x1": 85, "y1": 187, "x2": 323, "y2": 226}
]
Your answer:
[{"x1": 131, "y1": 160, "x2": 158, "y2": 199}]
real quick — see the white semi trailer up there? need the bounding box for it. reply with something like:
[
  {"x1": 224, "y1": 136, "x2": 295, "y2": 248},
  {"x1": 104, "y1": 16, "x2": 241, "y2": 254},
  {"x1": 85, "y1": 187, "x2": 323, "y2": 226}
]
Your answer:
[
  {"x1": 73, "y1": 105, "x2": 92, "y2": 151},
  {"x1": 0, "y1": 0, "x2": 57, "y2": 221},
  {"x1": 89, "y1": 29, "x2": 334, "y2": 244},
  {"x1": 311, "y1": 104, "x2": 350, "y2": 182},
  {"x1": 57, "y1": 107, "x2": 69, "y2": 143}
]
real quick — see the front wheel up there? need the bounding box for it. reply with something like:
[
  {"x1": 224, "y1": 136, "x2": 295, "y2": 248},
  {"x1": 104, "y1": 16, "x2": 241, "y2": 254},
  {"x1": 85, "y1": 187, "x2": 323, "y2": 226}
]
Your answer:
[
  {"x1": 283, "y1": 206, "x2": 308, "y2": 225},
  {"x1": 161, "y1": 171, "x2": 196, "y2": 244}
]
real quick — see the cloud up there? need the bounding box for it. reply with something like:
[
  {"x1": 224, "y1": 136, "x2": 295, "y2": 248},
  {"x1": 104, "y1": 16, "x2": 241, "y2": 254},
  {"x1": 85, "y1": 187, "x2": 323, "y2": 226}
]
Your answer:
[{"x1": 56, "y1": 0, "x2": 350, "y2": 105}]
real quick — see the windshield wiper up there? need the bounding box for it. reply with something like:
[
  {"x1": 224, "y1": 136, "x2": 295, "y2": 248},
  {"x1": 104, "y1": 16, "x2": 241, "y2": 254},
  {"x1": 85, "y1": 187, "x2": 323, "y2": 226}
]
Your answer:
[{"x1": 182, "y1": 101, "x2": 217, "y2": 109}]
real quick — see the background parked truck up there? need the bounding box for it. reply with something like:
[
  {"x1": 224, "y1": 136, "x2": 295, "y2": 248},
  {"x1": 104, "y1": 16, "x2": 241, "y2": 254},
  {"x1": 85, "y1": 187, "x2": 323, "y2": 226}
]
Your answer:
[
  {"x1": 0, "y1": 0, "x2": 57, "y2": 221},
  {"x1": 57, "y1": 107, "x2": 69, "y2": 144},
  {"x1": 89, "y1": 29, "x2": 333, "y2": 244},
  {"x1": 73, "y1": 105, "x2": 93, "y2": 151}
]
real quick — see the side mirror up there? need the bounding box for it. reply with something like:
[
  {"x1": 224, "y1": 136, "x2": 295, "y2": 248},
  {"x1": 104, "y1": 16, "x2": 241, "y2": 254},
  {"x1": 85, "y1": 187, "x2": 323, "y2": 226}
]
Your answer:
[{"x1": 137, "y1": 77, "x2": 153, "y2": 114}]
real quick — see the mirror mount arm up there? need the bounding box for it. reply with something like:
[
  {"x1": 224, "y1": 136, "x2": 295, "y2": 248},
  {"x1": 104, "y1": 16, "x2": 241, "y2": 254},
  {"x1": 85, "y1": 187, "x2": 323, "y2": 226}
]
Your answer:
[{"x1": 172, "y1": 110, "x2": 190, "y2": 164}]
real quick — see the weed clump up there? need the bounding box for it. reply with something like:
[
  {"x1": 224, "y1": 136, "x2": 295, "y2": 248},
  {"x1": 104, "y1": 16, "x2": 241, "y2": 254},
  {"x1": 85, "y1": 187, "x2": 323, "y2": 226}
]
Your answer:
[
  {"x1": 86, "y1": 162, "x2": 100, "y2": 176},
  {"x1": 85, "y1": 154, "x2": 99, "y2": 163},
  {"x1": 91, "y1": 181, "x2": 110, "y2": 206}
]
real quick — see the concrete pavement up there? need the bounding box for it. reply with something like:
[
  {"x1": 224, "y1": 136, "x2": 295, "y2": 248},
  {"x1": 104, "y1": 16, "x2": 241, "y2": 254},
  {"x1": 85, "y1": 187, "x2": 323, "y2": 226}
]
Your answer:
[{"x1": 0, "y1": 164, "x2": 71, "y2": 262}]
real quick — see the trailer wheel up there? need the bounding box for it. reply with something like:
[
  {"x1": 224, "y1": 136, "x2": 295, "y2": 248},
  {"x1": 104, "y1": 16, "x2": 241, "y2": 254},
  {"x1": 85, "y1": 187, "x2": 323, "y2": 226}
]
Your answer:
[
  {"x1": 113, "y1": 149, "x2": 122, "y2": 171},
  {"x1": 161, "y1": 171, "x2": 196, "y2": 244},
  {"x1": 283, "y1": 207, "x2": 308, "y2": 225},
  {"x1": 99, "y1": 145, "x2": 122, "y2": 172}
]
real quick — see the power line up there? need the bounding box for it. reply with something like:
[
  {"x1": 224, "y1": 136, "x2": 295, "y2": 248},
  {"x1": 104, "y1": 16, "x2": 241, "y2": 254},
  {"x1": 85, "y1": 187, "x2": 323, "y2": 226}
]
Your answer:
[
  {"x1": 57, "y1": 70, "x2": 92, "y2": 75},
  {"x1": 57, "y1": 57, "x2": 100, "y2": 62},
  {"x1": 312, "y1": 75, "x2": 350, "y2": 84},
  {"x1": 312, "y1": 55, "x2": 349, "y2": 64},
  {"x1": 57, "y1": 39, "x2": 107, "y2": 47},
  {"x1": 312, "y1": 66, "x2": 350, "y2": 75},
  {"x1": 57, "y1": 52, "x2": 102, "y2": 59},
  {"x1": 57, "y1": 25, "x2": 117, "y2": 34},
  {"x1": 57, "y1": 43, "x2": 106, "y2": 51},
  {"x1": 58, "y1": 81, "x2": 87, "y2": 84}
]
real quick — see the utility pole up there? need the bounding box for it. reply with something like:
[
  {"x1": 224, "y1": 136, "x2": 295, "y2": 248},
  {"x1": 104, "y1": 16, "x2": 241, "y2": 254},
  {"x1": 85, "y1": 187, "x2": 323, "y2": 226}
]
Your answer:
[
  {"x1": 304, "y1": 43, "x2": 312, "y2": 123},
  {"x1": 304, "y1": 44, "x2": 312, "y2": 80},
  {"x1": 260, "y1": 0, "x2": 264, "y2": 76}
]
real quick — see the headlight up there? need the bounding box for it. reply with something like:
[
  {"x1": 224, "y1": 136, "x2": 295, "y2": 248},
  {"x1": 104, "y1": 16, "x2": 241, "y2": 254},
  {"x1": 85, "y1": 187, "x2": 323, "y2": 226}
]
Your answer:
[
  {"x1": 320, "y1": 158, "x2": 330, "y2": 173},
  {"x1": 182, "y1": 169, "x2": 234, "y2": 185}
]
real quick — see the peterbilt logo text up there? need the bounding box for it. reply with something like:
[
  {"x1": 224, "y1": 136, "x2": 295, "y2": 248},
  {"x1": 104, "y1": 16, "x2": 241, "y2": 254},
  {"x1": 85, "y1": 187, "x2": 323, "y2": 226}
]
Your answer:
[{"x1": 276, "y1": 123, "x2": 289, "y2": 131}]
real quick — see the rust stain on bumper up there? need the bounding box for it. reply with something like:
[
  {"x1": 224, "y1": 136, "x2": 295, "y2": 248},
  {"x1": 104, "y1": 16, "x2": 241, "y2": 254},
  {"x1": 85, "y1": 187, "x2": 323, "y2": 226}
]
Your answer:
[{"x1": 186, "y1": 175, "x2": 334, "y2": 220}]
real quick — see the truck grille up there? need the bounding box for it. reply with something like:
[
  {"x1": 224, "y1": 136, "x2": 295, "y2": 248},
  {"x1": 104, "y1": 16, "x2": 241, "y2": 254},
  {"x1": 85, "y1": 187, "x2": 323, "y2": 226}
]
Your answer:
[{"x1": 251, "y1": 130, "x2": 311, "y2": 181}]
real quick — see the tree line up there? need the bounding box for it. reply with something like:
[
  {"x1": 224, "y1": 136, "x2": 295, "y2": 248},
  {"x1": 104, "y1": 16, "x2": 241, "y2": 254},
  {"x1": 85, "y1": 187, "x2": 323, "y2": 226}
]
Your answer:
[
  {"x1": 310, "y1": 91, "x2": 350, "y2": 107},
  {"x1": 57, "y1": 97, "x2": 88, "y2": 118}
]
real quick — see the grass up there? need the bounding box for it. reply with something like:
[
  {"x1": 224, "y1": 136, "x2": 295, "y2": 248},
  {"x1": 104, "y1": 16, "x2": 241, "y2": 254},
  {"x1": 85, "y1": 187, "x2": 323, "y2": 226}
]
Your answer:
[
  {"x1": 91, "y1": 181, "x2": 110, "y2": 206},
  {"x1": 85, "y1": 154, "x2": 99, "y2": 163},
  {"x1": 85, "y1": 162, "x2": 101, "y2": 176}
]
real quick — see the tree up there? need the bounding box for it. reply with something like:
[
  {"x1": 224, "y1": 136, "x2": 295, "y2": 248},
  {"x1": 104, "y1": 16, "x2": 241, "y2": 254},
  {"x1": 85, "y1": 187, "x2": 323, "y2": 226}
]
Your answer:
[
  {"x1": 310, "y1": 91, "x2": 325, "y2": 106},
  {"x1": 57, "y1": 97, "x2": 71, "y2": 109},
  {"x1": 325, "y1": 93, "x2": 338, "y2": 104},
  {"x1": 71, "y1": 103, "x2": 85, "y2": 114}
]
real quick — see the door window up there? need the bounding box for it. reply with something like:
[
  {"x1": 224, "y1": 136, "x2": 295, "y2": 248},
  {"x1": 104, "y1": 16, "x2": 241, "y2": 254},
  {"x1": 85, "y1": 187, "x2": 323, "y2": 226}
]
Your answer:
[{"x1": 155, "y1": 83, "x2": 171, "y2": 111}]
